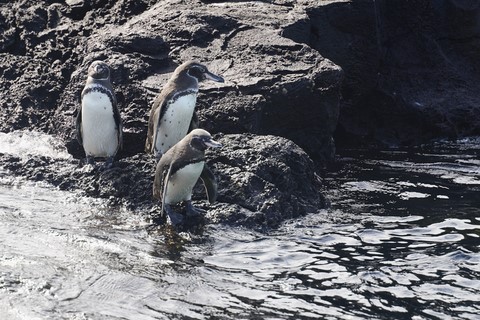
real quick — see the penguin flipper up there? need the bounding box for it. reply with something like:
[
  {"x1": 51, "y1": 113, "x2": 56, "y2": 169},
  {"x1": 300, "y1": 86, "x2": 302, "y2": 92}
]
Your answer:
[
  {"x1": 146, "y1": 98, "x2": 167, "y2": 154},
  {"x1": 117, "y1": 122, "x2": 123, "y2": 152},
  {"x1": 145, "y1": 107, "x2": 155, "y2": 153},
  {"x1": 146, "y1": 98, "x2": 160, "y2": 153},
  {"x1": 75, "y1": 107, "x2": 83, "y2": 146},
  {"x1": 153, "y1": 158, "x2": 169, "y2": 200},
  {"x1": 161, "y1": 163, "x2": 174, "y2": 218},
  {"x1": 188, "y1": 111, "x2": 199, "y2": 132},
  {"x1": 153, "y1": 155, "x2": 175, "y2": 219},
  {"x1": 200, "y1": 164, "x2": 218, "y2": 204},
  {"x1": 112, "y1": 102, "x2": 123, "y2": 151}
]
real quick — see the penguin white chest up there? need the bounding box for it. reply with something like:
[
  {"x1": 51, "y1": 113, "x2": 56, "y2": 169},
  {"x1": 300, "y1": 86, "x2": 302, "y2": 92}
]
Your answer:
[
  {"x1": 164, "y1": 161, "x2": 204, "y2": 204},
  {"x1": 155, "y1": 94, "x2": 197, "y2": 154},
  {"x1": 81, "y1": 91, "x2": 119, "y2": 158}
]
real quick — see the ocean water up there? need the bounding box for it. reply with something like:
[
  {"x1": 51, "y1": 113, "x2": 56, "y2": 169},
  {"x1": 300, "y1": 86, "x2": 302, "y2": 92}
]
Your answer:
[{"x1": 0, "y1": 131, "x2": 479, "y2": 319}]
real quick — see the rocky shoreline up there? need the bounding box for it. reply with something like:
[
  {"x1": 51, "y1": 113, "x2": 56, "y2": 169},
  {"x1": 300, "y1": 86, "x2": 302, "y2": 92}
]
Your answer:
[{"x1": 1, "y1": 0, "x2": 479, "y2": 229}]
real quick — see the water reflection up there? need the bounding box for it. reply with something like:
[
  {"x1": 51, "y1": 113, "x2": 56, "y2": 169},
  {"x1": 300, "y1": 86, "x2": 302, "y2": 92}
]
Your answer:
[
  {"x1": 199, "y1": 212, "x2": 479, "y2": 319},
  {"x1": 1, "y1": 134, "x2": 479, "y2": 319}
]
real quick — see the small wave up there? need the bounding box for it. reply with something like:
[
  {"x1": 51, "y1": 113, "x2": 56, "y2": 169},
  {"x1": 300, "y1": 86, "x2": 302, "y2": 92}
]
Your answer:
[{"x1": 0, "y1": 130, "x2": 72, "y2": 160}]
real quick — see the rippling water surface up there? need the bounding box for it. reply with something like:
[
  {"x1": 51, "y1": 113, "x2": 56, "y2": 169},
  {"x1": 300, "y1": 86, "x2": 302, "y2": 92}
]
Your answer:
[{"x1": 0, "y1": 132, "x2": 479, "y2": 319}]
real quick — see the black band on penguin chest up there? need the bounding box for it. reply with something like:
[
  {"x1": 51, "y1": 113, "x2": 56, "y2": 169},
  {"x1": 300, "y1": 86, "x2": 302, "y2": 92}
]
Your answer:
[
  {"x1": 82, "y1": 86, "x2": 116, "y2": 107},
  {"x1": 159, "y1": 89, "x2": 197, "y2": 122},
  {"x1": 170, "y1": 157, "x2": 205, "y2": 176}
]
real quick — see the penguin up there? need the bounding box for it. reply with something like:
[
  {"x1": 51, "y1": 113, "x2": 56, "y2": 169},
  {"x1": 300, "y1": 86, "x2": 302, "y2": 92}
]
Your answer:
[
  {"x1": 76, "y1": 60, "x2": 122, "y2": 169},
  {"x1": 153, "y1": 128, "x2": 222, "y2": 226},
  {"x1": 145, "y1": 61, "x2": 224, "y2": 159}
]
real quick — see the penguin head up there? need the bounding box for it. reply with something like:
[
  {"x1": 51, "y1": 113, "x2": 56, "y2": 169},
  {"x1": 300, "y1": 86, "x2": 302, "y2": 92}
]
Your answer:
[
  {"x1": 181, "y1": 61, "x2": 224, "y2": 83},
  {"x1": 189, "y1": 129, "x2": 222, "y2": 152},
  {"x1": 88, "y1": 61, "x2": 110, "y2": 80}
]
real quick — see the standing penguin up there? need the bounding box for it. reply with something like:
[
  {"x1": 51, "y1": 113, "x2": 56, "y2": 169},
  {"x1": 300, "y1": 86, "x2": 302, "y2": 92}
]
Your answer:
[
  {"x1": 76, "y1": 60, "x2": 122, "y2": 169},
  {"x1": 145, "y1": 61, "x2": 224, "y2": 159},
  {"x1": 153, "y1": 129, "x2": 222, "y2": 226}
]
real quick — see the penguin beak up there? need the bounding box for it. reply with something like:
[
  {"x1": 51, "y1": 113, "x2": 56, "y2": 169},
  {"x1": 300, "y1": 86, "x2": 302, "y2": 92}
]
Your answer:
[
  {"x1": 204, "y1": 138, "x2": 222, "y2": 148},
  {"x1": 204, "y1": 71, "x2": 224, "y2": 83}
]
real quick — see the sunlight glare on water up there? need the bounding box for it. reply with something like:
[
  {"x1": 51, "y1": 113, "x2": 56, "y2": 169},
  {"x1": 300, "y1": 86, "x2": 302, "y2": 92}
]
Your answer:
[{"x1": 0, "y1": 175, "x2": 173, "y2": 319}]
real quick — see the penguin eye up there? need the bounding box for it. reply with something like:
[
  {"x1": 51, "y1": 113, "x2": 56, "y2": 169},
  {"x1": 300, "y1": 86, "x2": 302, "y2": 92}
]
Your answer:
[
  {"x1": 188, "y1": 66, "x2": 206, "y2": 80},
  {"x1": 190, "y1": 135, "x2": 207, "y2": 150},
  {"x1": 192, "y1": 65, "x2": 205, "y2": 72}
]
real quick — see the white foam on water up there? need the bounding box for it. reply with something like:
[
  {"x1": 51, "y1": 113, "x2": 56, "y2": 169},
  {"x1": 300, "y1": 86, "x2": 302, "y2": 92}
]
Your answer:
[
  {"x1": 398, "y1": 191, "x2": 430, "y2": 200},
  {"x1": 0, "y1": 130, "x2": 72, "y2": 160}
]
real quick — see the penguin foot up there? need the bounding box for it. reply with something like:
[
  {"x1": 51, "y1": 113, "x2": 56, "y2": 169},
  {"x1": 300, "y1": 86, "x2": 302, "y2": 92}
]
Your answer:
[
  {"x1": 163, "y1": 203, "x2": 184, "y2": 226},
  {"x1": 79, "y1": 156, "x2": 95, "y2": 173},
  {"x1": 85, "y1": 156, "x2": 95, "y2": 166},
  {"x1": 99, "y1": 157, "x2": 115, "y2": 171},
  {"x1": 185, "y1": 201, "x2": 206, "y2": 217}
]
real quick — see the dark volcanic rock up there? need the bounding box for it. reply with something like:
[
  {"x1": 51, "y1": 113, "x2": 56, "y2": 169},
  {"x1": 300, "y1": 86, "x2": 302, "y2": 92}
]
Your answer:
[
  {"x1": 3, "y1": 0, "x2": 478, "y2": 227},
  {"x1": 282, "y1": 0, "x2": 480, "y2": 147},
  {"x1": 0, "y1": 0, "x2": 338, "y2": 228},
  {"x1": 0, "y1": 133, "x2": 324, "y2": 230},
  {"x1": 206, "y1": 134, "x2": 325, "y2": 229}
]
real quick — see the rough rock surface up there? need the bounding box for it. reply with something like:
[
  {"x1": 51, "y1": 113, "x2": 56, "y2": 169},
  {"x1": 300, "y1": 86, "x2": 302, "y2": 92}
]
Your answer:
[
  {"x1": 0, "y1": 0, "x2": 342, "y2": 161},
  {"x1": 2, "y1": 0, "x2": 477, "y2": 228},
  {"x1": 282, "y1": 0, "x2": 480, "y2": 147},
  {"x1": 205, "y1": 133, "x2": 324, "y2": 229},
  {"x1": 0, "y1": 0, "x2": 337, "y2": 229},
  {"x1": 0, "y1": 133, "x2": 324, "y2": 230}
]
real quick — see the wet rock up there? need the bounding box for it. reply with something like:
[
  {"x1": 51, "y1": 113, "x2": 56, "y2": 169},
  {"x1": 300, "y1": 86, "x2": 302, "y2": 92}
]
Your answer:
[
  {"x1": 4, "y1": 0, "x2": 478, "y2": 227},
  {"x1": 205, "y1": 134, "x2": 325, "y2": 229},
  {"x1": 0, "y1": 133, "x2": 323, "y2": 230},
  {"x1": 0, "y1": 0, "x2": 342, "y2": 227}
]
